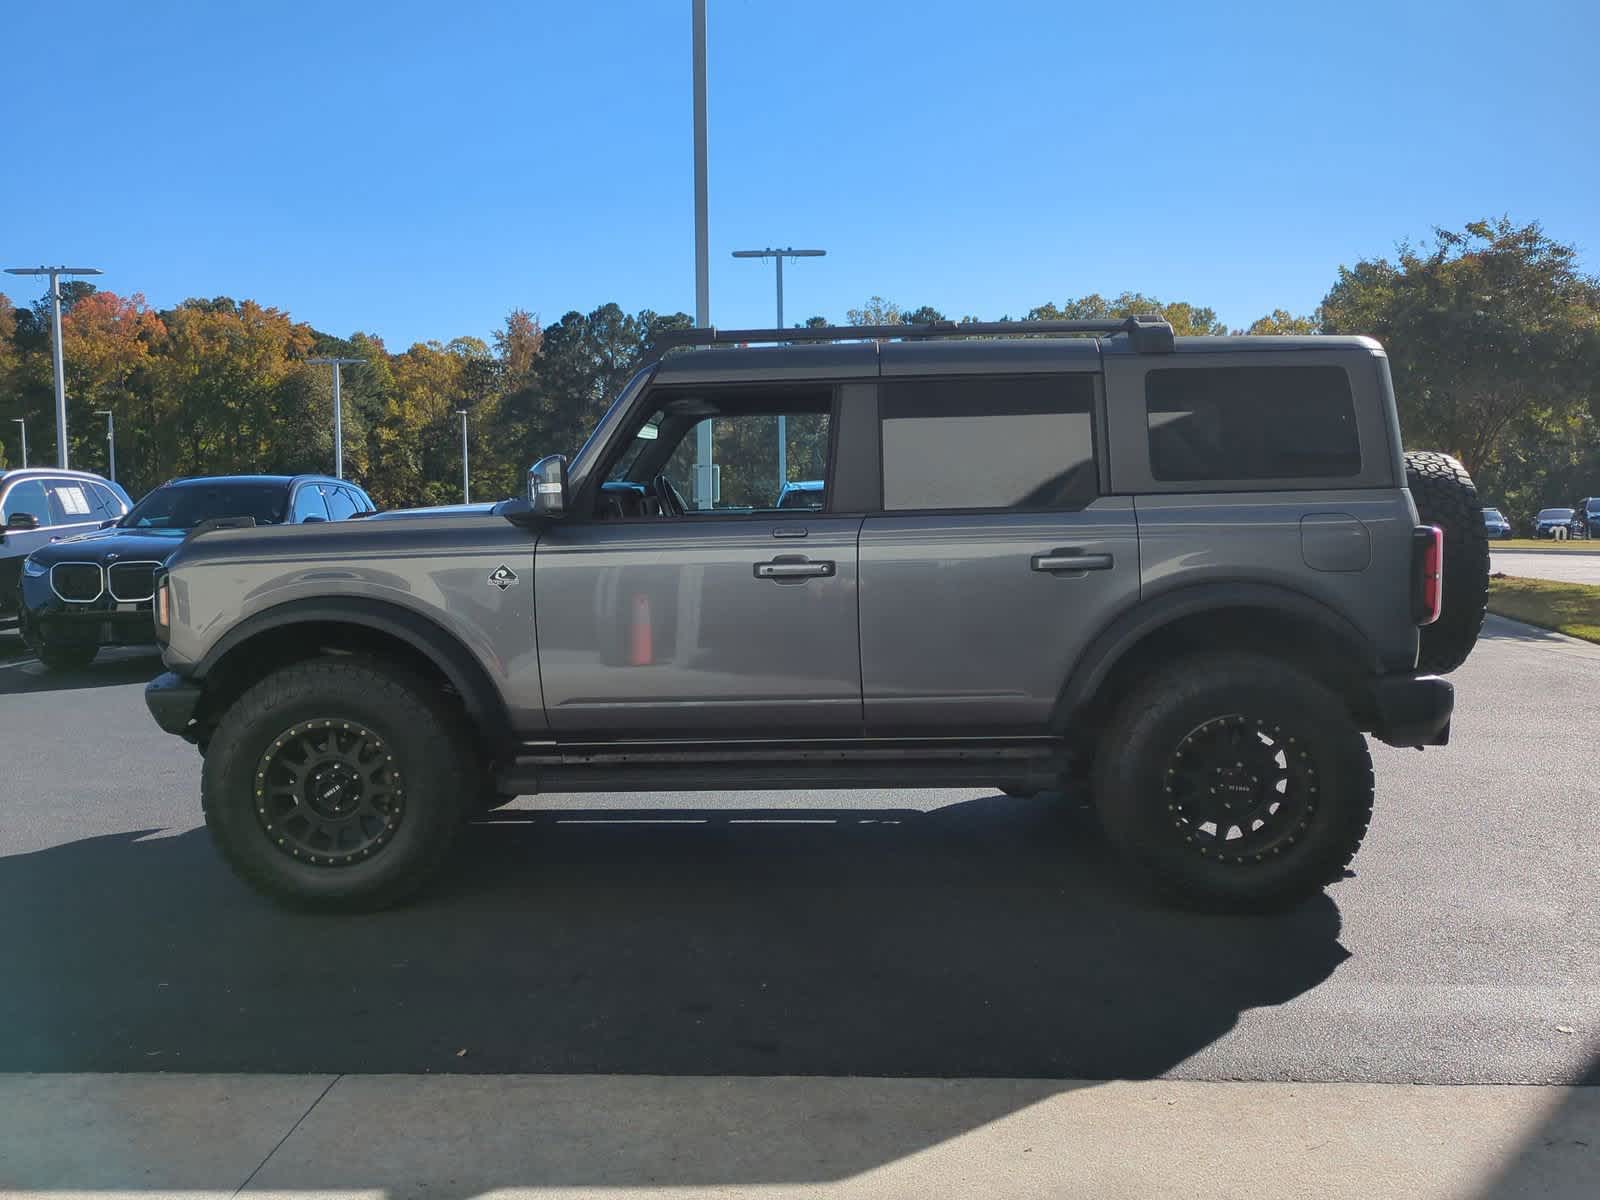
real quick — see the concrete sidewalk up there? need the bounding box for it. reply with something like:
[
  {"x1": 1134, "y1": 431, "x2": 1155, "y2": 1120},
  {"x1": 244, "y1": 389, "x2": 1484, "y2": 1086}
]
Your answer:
[{"x1": 2, "y1": 1074, "x2": 1594, "y2": 1199}]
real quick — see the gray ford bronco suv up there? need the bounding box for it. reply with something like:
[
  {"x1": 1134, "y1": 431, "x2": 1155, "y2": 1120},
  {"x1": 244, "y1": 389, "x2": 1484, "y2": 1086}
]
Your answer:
[{"x1": 144, "y1": 317, "x2": 1489, "y2": 913}]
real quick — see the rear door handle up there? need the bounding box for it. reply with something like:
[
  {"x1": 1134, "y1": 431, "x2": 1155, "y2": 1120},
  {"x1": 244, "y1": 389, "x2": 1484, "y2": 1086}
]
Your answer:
[
  {"x1": 1031, "y1": 549, "x2": 1114, "y2": 573},
  {"x1": 755, "y1": 558, "x2": 835, "y2": 580}
]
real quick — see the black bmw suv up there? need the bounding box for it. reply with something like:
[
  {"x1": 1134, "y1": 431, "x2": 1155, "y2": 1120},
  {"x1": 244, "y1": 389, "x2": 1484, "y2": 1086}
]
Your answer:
[{"x1": 17, "y1": 474, "x2": 373, "y2": 669}]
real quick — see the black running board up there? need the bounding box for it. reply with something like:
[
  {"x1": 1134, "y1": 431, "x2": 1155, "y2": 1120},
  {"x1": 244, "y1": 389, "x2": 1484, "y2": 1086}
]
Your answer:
[{"x1": 495, "y1": 737, "x2": 1069, "y2": 795}]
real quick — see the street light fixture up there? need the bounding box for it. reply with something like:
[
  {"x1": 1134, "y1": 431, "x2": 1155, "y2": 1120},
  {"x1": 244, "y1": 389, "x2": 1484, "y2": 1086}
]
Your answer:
[
  {"x1": 306, "y1": 356, "x2": 363, "y2": 479},
  {"x1": 456, "y1": 410, "x2": 470, "y2": 504},
  {"x1": 10, "y1": 418, "x2": 26, "y2": 468},
  {"x1": 5, "y1": 265, "x2": 104, "y2": 469},
  {"x1": 94, "y1": 409, "x2": 115, "y2": 482},
  {"x1": 732, "y1": 247, "x2": 827, "y2": 486}
]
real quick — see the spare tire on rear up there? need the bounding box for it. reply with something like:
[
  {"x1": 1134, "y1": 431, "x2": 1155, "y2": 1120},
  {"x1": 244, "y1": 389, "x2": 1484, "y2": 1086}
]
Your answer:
[{"x1": 1405, "y1": 450, "x2": 1489, "y2": 674}]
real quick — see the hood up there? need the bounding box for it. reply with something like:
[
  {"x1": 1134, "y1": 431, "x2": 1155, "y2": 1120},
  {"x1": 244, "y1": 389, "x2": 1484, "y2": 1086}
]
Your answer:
[{"x1": 24, "y1": 526, "x2": 192, "y2": 566}]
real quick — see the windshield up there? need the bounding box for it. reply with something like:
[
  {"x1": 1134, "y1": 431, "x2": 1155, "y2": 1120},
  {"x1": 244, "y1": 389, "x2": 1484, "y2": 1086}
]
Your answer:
[
  {"x1": 1537, "y1": 508, "x2": 1573, "y2": 520},
  {"x1": 121, "y1": 482, "x2": 289, "y2": 529},
  {"x1": 1483, "y1": 509, "x2": 1505, "y2": 519}
]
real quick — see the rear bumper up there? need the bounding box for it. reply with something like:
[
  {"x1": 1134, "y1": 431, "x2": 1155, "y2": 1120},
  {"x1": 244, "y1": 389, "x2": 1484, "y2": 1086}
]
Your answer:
[
  {"x1": 145, "y1": 671, "x2": 204, "y2": 740},
  {"x1": 1367, "y1": 673, "x2": 1453, "y2": 748}
]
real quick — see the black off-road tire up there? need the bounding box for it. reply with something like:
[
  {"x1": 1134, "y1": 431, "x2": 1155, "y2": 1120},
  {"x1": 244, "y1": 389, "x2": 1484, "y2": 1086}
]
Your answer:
[
  {"x1": 202, "y1": 657, "x2": 471, "y2": 911},
  {"x1": 1405, "y1": 450, "x2": 1489, "y2": 675},
  {"x1": 35, "y1": 642, "x2": 98, "y2": 671},
  {"x1": 1093, "y1": 653, "x2": 1374, "y2": 913}
]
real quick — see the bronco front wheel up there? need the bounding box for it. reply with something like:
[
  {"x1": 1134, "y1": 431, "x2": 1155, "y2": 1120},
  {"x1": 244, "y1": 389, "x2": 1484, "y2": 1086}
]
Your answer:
[{"x1": 202, "y1": 657, "x2": 470, "y2": 910}]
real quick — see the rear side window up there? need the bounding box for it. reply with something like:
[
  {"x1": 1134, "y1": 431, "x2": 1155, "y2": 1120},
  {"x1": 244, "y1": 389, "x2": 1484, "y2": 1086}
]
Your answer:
[
  {"x1": 45, "y1": 481, "x2": 97, "y2": 523},
  {"x1": 880, "y1": 375, "x2": 1097, "y2": 511},
  {"x1": 1146, "y1": 366, "x2": 1360, "y2": 482}
]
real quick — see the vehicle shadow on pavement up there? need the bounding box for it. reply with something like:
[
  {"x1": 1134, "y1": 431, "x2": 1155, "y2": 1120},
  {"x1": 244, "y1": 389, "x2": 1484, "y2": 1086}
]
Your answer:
[
  {"x1": 2, "y1": 793, "x2": 1348, "y2": 1080},
  {"x1": 0, "y1": 648, "x2": 163, "y2": 693}
]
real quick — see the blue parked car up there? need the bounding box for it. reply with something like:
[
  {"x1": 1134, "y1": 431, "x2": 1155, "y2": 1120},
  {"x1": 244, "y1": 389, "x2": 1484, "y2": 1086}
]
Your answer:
[
  {"x1": 1482, "y1": 507, "x2": 1513, "y2": 539},
  {"x1": 1568, "y1": 497, "x2": 1600, "y2": 539}
]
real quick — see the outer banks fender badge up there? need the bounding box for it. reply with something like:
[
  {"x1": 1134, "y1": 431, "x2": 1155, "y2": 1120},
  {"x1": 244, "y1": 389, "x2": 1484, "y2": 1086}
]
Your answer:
[{"x1": 488, "y1": 564, "x2": 519, "y2": 590}]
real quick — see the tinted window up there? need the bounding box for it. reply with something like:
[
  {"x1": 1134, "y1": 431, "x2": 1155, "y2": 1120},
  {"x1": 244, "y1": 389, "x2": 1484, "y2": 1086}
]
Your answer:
[
  {"x1": 1147, "y1": 366, "x2": 1360, "y2": 482},
  {"x1": 291, "y1": 485, "x2": 329, "y2": 522},
  {"x1": 325, "y1": 486, "x2": 359, "y2": 521},
  {"x1": 2, "y1": 480, "x2": 50, "y2": 524},
  {"x1": 124, "y1": 482, "x2": 290, "y2": 529},
  {"x1": 879, "y1": 375, "x2": 1097, "y2": 511}
]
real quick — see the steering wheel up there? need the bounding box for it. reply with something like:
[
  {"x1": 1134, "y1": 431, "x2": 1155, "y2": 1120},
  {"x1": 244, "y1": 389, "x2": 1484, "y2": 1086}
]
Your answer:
[{"x1": 651, "y1": 473, "x2": 688, "y2": 517}]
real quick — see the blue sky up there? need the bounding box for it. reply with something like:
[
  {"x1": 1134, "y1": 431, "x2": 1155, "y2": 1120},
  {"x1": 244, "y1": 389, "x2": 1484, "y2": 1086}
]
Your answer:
[{"x1": 3, "y1": 0, "x2": 1597, "y2": 348}]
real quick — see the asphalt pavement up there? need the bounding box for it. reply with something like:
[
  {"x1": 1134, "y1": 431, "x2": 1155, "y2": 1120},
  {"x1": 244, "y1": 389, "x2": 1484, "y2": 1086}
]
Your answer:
[{"x1": 1, "y1": 617, "x2": 1595, "y2": 1087}]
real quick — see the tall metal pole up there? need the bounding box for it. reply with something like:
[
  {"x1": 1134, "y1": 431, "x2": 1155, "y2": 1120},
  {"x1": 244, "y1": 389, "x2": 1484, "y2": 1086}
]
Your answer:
[
  {"x1": 307, "y1": 356, "x2": 362, "y2": 480},
  {"x1": 332, "y1": 366, "x2": 343, "y2": 479},
  {"x1": 10, "y1": 419, "x2": 25, "y2": 468},
  {"x1": 732, "y1": 248, "x2": 826, "y2": 492},
  {"x1": 48, "y1": 274, "x2": 67, "y2": 469},
  {"x1": 457, "y1": 410, "x2": 470, "y2": 503},
  {"x1": 691, "y1": 0, "x2": 714, "y2": 508},
  {"x1": 5, "y1": 266, "x2": 103, "y2": 469},
  {"x1": 95, "y1": 409, "x2": 115, "y2": 482}
]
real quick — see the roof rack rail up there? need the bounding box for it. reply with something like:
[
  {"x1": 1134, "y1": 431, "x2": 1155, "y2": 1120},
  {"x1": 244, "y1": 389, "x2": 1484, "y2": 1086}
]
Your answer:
[{"x1": 655, "y1": 314, "x2": 1176, "y2": 355}]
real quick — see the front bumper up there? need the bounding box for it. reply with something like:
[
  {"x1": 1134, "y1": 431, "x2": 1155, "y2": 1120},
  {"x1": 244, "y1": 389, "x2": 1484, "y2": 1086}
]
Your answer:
[
  {"x1": 1367, "y1": 673, "x2": 1453, "y2": 748},
  {"x1": 145, "y1": 671, "x2": 204, "y2": 739},
  {"x1": 18, "y1": 571, "x2": 158, "y2": 649}
]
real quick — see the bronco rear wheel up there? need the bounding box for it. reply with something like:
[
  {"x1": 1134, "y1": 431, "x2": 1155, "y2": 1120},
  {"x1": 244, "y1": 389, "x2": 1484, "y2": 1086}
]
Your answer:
[
  {"x1": 1405, "y1": 450, "x2": 1489, "y2": 674},
  {"x1": 1093, "y1": 653, "x2": 1374, "y2": 913},
  {"x1": 202, "y1": 657, "x2": 469, "y2": 911}
]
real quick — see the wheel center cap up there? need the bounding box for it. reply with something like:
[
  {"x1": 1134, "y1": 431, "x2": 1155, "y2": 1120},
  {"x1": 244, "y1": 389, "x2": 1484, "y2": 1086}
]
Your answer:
[
  {"x1": 306, "y1": 764, "x2": 363, "y2": 818},
  {"x1": 1213, "y1": 766, "x2": 1258, "y2": 807}
]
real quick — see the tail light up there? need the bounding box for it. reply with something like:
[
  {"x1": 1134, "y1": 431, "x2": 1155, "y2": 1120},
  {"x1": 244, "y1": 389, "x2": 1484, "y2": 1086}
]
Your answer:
[{"x1": 1412, "y1": 525, "x2": 1443, "y2": 625}]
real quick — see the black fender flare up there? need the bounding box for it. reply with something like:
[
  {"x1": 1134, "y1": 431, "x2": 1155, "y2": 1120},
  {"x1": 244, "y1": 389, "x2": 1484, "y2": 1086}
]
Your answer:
[
  {"x1": 194, "y1": 596, "x2": 514, "y2": 755},
  {"x1": 1050, "y1": 581, "x2": 1383, "y2": 731}
]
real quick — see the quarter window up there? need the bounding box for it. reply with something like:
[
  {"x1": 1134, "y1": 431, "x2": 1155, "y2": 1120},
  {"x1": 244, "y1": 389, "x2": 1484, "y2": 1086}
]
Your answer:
[
  {"x1": 879, "y1": 375, "x2": 1098, "y2": 511},
  {"x1": 1146, "y1": 366, "x2": 1360, "y2": 482}
]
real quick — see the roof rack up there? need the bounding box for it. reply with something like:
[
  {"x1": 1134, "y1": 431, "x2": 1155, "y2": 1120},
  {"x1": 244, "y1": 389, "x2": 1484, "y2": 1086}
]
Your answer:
[{"x1": 656, "y1": 314, "x2": 1176, "y2": 355}]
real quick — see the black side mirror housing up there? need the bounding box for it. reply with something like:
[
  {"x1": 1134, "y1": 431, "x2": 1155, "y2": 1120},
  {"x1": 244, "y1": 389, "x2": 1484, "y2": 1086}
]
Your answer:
[
  {"x1": 4, "y1": 512, "x2": 40, "y2": 532},
  {"x1": 98, "y1": 518, "x2": 118, "y2": 529},
  {"x1": 528, "y1": 454, "x2": 569, "y2": 517}
]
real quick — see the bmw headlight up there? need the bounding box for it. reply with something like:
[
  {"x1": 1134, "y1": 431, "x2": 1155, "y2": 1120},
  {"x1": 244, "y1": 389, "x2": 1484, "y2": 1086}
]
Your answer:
[{"x1": 22, "y1": 557, "x2": 47, "y2": 578}]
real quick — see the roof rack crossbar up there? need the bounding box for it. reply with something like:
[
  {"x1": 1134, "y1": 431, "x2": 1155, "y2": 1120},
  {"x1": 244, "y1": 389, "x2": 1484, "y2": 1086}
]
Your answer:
[{"x1": 655, "y1": 314, "x2": 1176, "y2": 354}]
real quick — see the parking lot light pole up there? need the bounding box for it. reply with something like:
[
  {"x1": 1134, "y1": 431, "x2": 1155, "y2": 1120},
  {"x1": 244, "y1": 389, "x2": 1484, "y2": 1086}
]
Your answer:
[
  {"x1": 10, "y1": 419, "x2": 25, "y2": 468},
  {"x1": 306, "y1": 356, "x2": 363, "y2": 480},
  {"x1": 732, "y1": 248, "x2": 826, "y2": 486},
  {"x1": 457, "y1": 410, "x2": 470, "y2": 503},
  {"x1": 94, "y1": 409, "x2": 115, "y2": 482},
  {"x1": 5, "y1": 265, "x2": 104, "y2": 469},
  {"x1": 691, "y1": 0, "x2": 715, "y2": 508}
]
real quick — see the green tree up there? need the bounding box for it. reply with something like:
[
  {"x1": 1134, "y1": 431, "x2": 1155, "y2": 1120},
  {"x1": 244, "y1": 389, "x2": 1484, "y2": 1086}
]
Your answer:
[
  {"x1": 1239, "y1": 309, "x2": 1320, "y2": 335},
  {"x1": 1321, "y1": 218, "x2": 1600, "y2": 474},
  {"x1": 847, "y1": 296, "x2": 902, "y2": 326},
  {"x1": 1026, "y1": 293, "x2": 1227, "y2": 336}
]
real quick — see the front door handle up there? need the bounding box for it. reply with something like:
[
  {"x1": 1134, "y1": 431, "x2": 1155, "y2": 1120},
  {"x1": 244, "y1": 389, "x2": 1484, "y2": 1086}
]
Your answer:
[
  {"x1": 755, "y1": 557, "x2": 835, "y2": 581},
  {"x1": 1031, "y1": 549, "x2": 1114, "y2": 573}
]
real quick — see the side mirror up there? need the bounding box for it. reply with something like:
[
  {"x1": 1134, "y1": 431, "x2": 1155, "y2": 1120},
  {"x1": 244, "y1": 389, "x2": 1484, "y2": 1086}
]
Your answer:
[
  {"x1": 98, "y1": 518, "x2": 118, "y2": 529},
  {"x1": 528, "y1": 454, "x2": 569, "y2": 517},
  {"x1": 4, "y1": 512, "x2": 40, "y2": 532},
  {"x1": 301, "y1": 514, "x2": 327, "y2": 523}
]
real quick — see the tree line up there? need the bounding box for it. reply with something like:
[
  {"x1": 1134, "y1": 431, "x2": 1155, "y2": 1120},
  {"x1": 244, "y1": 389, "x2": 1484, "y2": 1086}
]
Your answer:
[{"x1": 1, "y1": 217, "x2": 1596, "y2": 524}]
